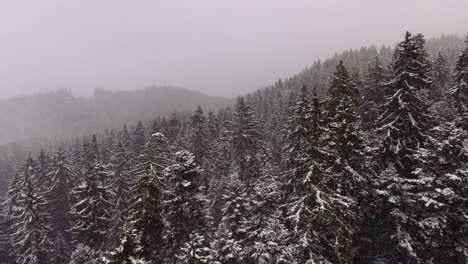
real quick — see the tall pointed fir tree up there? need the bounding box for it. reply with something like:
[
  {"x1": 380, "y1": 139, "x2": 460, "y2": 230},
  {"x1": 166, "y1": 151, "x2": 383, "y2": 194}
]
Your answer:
[
  {"x1": 327, "y1": 60, "x2": 359, "y2": 118},
  {"x1": 449, "y1": 35, "x2": 468, "y2": 128},
  {"x1": 105, "y1": 223, "x2": 148, "y2": 264},
  {"x1": 107, "y1": 141, "x2": 133, "y2": 248},
  {"x1": 190, "y1": 106, "x2": 208, "y2": 165},
  {"x1": 35, "y1": 149, "x2": 49, "y2": 191},
  {"x1": 212, "y1": 175, "x2": 250, "y2": 263},
  {"x1": 178, "y1": 232, "x2": 214, "y2": 264},
  {"x1": 243, "y1": 169, "x2": 295, "y2": 264},
  {"x1": 45, "y1": 149, "x2": 75, "y2": 263},
  {"x1": 283, "y1": 63, "x2": 363, "y2": 264},
  {"x1": 227, "y1": 97, "x2": 263, "y2": 182},
  {"x1": 431, "y1": 52, "x2": 450, "y2": 101},
  {"x1": 127, "y1": 132, "x2": 170, "y2": 262},
  {"x1": 132, "y1": 121, "x2": 146, "y2": 156},
  {"x1": 376, "y1": 31, "x2": 433, "y2": 177},
  {"x1": 69, "y1": 163, "x2": 113, "y2": 249},
  {"x1": 362, "y1": 32, "x2": 464, "y2": 264},
  {"x1": 360, "y1": 56, "x2": 389, "y2": 130},
  {"x1": 10, "y1": 163, "x2": 52, "y2": 264},
  {"x1": 283, "y1": 85, "x2": 314, "y2": 192},
  {"x1": 325, "y1": 65, "x2": 367, "y2": 195},
  {"x1": 163, "y1": 150, "x2": 208, "y2": 263}
]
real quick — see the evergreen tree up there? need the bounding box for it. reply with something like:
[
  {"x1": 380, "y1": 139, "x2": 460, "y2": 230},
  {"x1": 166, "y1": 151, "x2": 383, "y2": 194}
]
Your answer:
[
  {"x1": 69, "y1": 244, "x2": 103, "y2": 264},
  {"x1": 69, "y1": 164, "x2": 112, "y2": 249},
  {"x1": 360, "y1": 56, "x2": 389, "y2": 130},
  {"x1": 377, "y1": 31, "x2": 433, "y2": 177},
  {"x1": 283, "y1": 85, "x2": 314, "y2": 189},
  {"x1": 107, "y1": 141, "x2": 133, "y2": 248},
  {"x1": 132, "y1": 121, "x2": 146, "y2": 156},
  {"x1": 449, "y1": 35, "x2": 468, "y2": 126},
  {"x1": 190, "y1": 106, "x2": 208, "y2": 164},
  {"x1": 178, "y1": 232, "x2": 214, "y2": 264},
  {"x1": 227, "y1": 97, "x2": 263, "y2": 181},
  {"x1": 432, "y1": 52, "x2": 450, "y2": 101},
  {"x1": 35, "y1": 149, "x2": 49, "y2": 191},
  {"x1": 327, "y1": 60, "x2": 359, "y2": 117},
  {"x1": 45, "y1": 149, "x2": 75, "y2": 263},
  {"x1": 326, "y1": 95, "x2": 366, "y2": 194},
  {"x1": 105, "y1": 223, "x2": 148, "y2": 264},
  {"x1": 163, "y1": 150, "x2": 207, "y2": 263},
  {"x1": 10, "y1": 163, "x2": 52, "y2": 264},
  {"x1": 244, "y1": 172, "x2": 295, "y2": 264},
  {"x1": 127, "y1": 132, "x2": 170, "y2": 262}
]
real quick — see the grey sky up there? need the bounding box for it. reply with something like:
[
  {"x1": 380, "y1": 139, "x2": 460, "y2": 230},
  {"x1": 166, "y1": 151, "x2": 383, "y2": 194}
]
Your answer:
[{"x1": 0, "y1": 0, "x2": 467, "y2": 98}]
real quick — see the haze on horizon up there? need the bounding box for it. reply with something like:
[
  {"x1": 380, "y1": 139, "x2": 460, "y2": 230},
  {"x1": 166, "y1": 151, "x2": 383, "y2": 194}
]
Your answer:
[{"x1": 0, "y1": 0, "x2": 467, "y2": 99}]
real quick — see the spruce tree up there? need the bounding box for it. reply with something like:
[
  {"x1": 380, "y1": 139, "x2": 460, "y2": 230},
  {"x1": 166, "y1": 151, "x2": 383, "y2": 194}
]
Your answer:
[
  {"x1": 45, "y1": 149, "x2": 75, "y2": 263},
  {"x1": 360, "y1": 56, "x2": 389, "y2": 130},
  {"x1": 449, "y1": 35, "x2": 468, "y2": 127},
  {"x1": 190, "y1": 106, "x2": 208, "y2": 164},
  {"x1": 327, "y1": 60, "x2": 359, "y2": 117},
  {"x1": 132, "y1": 121, "x2": 146, "y2": 156},
  {"x1": 69, "y1": 164, "x2": 112, "y2": 249},
  {"x1": 107, "y1": 141, "x2": 133, "y2": 248},
  {"x1": 283, "y1": 85, "x2": 314, "y2": 189},
  {"x1": 163, "y1": 150, "x2": 208, "y2": 263},
  {"x1": 127, "y1": 132, "x2": 170, "y2": 262},
  {"x1": 10, "y1": 164, "x2": 52, "y2": 264},
  {"x1": 227, "y1": 97, "x2": 263, "y2": 181},
  {"x1": 432, "y1": 52, "x2": 450, "y2": 101},
  {"x1": 377, "y1": 31, "x2": 433, "y2": 178},
  {"x1": 326, "y1": 95, "x2": 366, "y2": 194},
  {"x1": 178, "y1": 232, "x2": 214, "y2": 264},
  {"x1": 69, "y1": 244, "x2": 103, "y2": 264},
  {"x1": 105, "y1": 223, "x2": 148, "y2": 264}
]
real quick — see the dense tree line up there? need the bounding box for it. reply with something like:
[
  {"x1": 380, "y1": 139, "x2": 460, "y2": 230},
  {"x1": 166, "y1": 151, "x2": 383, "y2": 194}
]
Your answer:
[{"x1": 0, "y1": 32, "x2": 467, "y2": 263}]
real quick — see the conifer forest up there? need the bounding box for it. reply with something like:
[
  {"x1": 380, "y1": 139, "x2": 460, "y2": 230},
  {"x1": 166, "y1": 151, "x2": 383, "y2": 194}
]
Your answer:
[{"x1": 0, "y1": 7, "x2": 468, "y2": 264}]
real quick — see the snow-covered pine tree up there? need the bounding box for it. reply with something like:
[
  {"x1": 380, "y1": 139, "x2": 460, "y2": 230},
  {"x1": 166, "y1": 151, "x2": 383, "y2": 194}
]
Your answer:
[
  {"x1": 376, "y1": 31, "x2": 433, "y2": 178},
  {"x1": 0, "y1": 203, "x2": 13, "y2": 264},
  {"x1": 91, "y1": 134, "x2": 101, "y2": 164},
  {"x1": 327, "y1": 60, "x2": 359, "y2": 118},
  {"x1": 44, "y1": 149, "x2": 75, "y2": 263},
  {"x1": 127, "y1": 132, "x2": 170, "y2": 262},
  {"x1": 132, "y1": 121, "x2": 146, "y2": 156},
  {"x1": 178, "y1": 232, "x2": 214, "y2": 264},
  {"x1": 212, "y1": 174, "x2": 250, "y2": 263},
  {"x1": 243, "y1": 170, "x2": 295, "y2": 264},
  {"x1": 35, "y1": 149, "x2": 50, "y2": 191},
  {"x1": 449, "y1": 35, "x2": 468, "y2": 128},
  {"x1": 190, "y1": 106, "x2": 208, "y2": 165},
  {"x1": 431, "y1": 52, "x2": 450, "y2": 101},
  {"x1": 10, "y1": 163, "x2": 52, "y2": 264},
  {"x1": 105, "y1": 223, "x2": 149, "y2": 264},
  {"x1": 326, "y1": 92, "x2": 366, "y2": 194},
  {"x1": 206, "y1": 109, "x2": 220, "y2": 142},
  {"x1": 226, "y1": 97, "x2": 263, "y2": 182},
  {"x1": 121, "y1": 124, "x2": 133, "y2": 151},
  {"x1": 69, "y1": 244, "x2": 103, "y2": 264},
  {"x1": 283, "y1": 85, "x2": 314, "y2": 191},
  {"x1": 285, "y1": 169, "x2": 360, "y2": 264},
  {"x1": 69, "y1": 163, "x2": 113, "y2": 249},
  {"x1": 163, "y1": 150, "x2": 208, "y2": 263},
  {"x1": 360, "y1": 56, "x2": 389, "y2": 130},
  {"x1": 362, "y1": 32, "x2": 468, "y2": 263},
  {"x1": 107, "y1": 141, "x2": 133, "y2": 248}
]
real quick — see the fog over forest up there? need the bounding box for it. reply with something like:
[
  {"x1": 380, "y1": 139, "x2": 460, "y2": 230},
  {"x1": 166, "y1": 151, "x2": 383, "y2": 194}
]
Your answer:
[{"x1": 1, "y1": 1, "x2": 468, "y2": 264}]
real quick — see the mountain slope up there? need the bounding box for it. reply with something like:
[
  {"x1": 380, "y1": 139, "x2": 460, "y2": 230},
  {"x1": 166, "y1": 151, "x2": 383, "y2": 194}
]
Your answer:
[{"x1": 0, "y1": 86, "x2": 229, "y2": 145}]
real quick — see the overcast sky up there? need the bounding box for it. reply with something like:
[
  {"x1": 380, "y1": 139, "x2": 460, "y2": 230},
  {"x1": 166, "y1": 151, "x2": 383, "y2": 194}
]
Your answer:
[{"x1": 0, "y1": 0, "x2": 467, "y2": 98}]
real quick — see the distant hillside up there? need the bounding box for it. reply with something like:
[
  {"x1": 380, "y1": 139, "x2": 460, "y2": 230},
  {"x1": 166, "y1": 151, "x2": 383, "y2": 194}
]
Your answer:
[{"x1": 0, "y1": 86, "x2": 229, "y2": 145}]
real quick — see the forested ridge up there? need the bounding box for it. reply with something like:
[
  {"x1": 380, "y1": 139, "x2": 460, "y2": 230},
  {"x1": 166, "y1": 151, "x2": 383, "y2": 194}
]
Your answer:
[{"x1": 0, "y1": 32, "x2": 467, "y2": 263}]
